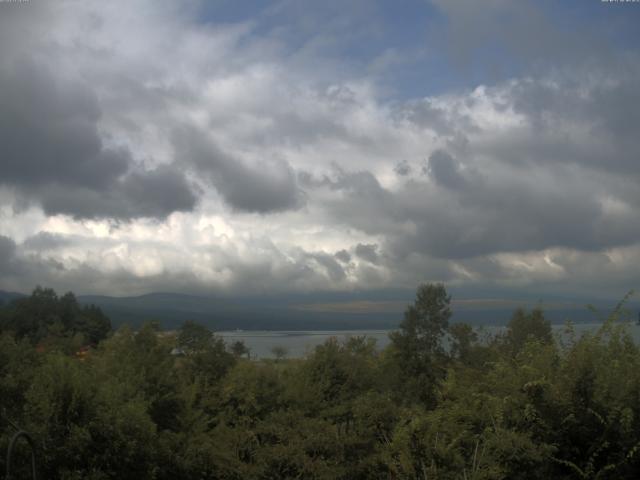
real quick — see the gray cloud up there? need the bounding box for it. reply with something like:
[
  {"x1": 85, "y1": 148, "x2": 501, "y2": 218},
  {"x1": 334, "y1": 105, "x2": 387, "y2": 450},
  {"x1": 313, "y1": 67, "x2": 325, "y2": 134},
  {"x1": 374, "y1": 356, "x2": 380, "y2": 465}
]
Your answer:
[
  {"x1": 501, "y1": 72, "x2": 640, "y2": 176},
  {"x1": 0, "y1": 235, "x2": 17, "y2": 274},
  {"x1": 426, "y1": 150, "x2": 467, "y2": 189},
  {"x1": 173, "y1": 126, "x2": 303, "y2": 213},
  {"x1": 393, "y1": 160, "x2": 412, "y2": 176},
  {"x1": 3, "y1": 228, "x2": 637, "y2": 301},
  {"x1": 429, "y1": 0, "x2": 610, "y2": 73},
  {"x1": 0, "y1": 234, "x2": 66, "y2": 283},
  {"x1": 0, "y1": 61, "x2": 127, "y2": 189},
  {"x1": 0, "y1": 61, "x2": 197, "y2": 220},
  {"x1": 308, "y1": 252, "x2": 346, "y2": 282},
  {"x1": 34, "y1": 166, "x2": 197, "y2": 220},
  {"x1": 119, "y1": 165, "x2": 198, "y2": 218},
  {"x1": 402, "y1": 98, "x2": 477, "y2": 136},
  {"x1": 355, "y1": 243, "x2": 379, "y2": 265},
  {"x1": 0, "y1": 0, "x2": 639, "y2": 300},
  {"x1": 319, "y1": 135, "x2": 640, "y2": 261},
  {"x1": 334, "y1": 249, "x2": 351, "y2": 263},
  {"x1": 22, "y1": 232, "x2": 72, "y2": 252},
  {"x1": 322, "y1": 170, "x2": 402, "y2": 238}
]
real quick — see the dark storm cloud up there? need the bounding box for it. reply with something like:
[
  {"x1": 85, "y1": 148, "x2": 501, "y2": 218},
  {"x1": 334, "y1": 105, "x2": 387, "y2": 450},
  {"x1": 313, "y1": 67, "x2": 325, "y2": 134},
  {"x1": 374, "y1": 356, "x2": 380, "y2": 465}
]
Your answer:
[
  {"x1": 120, "y1": 165, "x2": 199, "y2": 218},
  {"x1": 0, "y1": 61, "x2": 127, "y2": 189},
  {"x1": 35, "y1": 165, "x2": 197, "y2": 220},
  {"x1": 0, "y1": 61, "x2": 197, "y2": 220},
  {"x1": 355, "y1": 243, "x2": 379, "y2": 264},
  {"x1": 173, "y1": 126, "x2": 303, "y2": 213},
  {"x1": 426, "y1": 150, "x2": 467, "y2": 189}
]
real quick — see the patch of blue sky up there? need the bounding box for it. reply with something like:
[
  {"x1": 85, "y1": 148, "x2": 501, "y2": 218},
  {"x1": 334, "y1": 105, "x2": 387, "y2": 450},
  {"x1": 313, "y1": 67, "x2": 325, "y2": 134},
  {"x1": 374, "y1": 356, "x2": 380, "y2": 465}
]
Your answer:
[{"x1": 193, "y1": 0, "x2": 640, "y2": 101}]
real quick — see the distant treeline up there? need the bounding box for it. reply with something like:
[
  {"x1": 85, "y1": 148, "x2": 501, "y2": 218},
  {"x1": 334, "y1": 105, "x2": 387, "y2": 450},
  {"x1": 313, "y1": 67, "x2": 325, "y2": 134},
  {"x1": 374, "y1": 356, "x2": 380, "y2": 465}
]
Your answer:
[{"x1": 1, "y1": 285, "x2": 639, "y2": 478}]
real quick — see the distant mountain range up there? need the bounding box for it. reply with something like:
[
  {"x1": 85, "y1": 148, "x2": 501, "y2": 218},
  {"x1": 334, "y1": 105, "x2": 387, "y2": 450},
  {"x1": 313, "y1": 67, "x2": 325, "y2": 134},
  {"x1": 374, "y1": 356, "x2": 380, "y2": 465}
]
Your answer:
[
  {"x1": 2, "y1": 289, "x2": 637, "y2": 331},
  {"x1": 0, "y1": 290, "x2": 25, "y2": 305},
  {"x1": 76, "y1": 292, "x2": 402, "y2": 331}
]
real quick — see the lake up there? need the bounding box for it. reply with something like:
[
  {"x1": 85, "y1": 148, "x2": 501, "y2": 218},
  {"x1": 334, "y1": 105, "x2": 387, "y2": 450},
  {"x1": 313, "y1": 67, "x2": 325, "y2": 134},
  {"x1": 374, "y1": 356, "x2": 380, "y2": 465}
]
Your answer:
[
  {"x1": 218, "y1": 330, "x2": 392, "y2": 359},
  {"x1": 218, "y1": 322, "x2": 640, "y2": 359}
]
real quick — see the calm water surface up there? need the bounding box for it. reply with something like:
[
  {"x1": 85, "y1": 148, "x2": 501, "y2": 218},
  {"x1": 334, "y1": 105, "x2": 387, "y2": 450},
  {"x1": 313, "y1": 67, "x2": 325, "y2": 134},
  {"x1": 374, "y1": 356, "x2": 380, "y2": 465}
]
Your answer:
[
  {"x1": 219, "y1": 323, "x2": 640, "y2": 359},
  {"x1": 218, "y1": 330, "x2": 391, "y2": 359}
]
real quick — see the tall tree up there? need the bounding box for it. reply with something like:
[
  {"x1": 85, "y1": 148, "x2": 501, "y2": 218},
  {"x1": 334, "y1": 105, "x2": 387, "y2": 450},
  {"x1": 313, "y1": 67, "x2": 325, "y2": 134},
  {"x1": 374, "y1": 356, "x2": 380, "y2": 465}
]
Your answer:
[{"x1": 388, "y1": 283, "x2": 451, "y2": 406}]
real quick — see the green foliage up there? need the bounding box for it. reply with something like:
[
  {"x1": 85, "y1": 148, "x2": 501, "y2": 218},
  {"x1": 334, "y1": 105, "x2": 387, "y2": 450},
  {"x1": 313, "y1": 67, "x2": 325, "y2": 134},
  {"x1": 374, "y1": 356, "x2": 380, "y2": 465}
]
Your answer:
[
  {"x1": 270, "y1": 345, "x2": 289, "y2": 361},
  {"x1": 388, "y1": 282, "x2": 452, "y2": 406},
  {"x1": 2, "y1": 285, "x2": 640, "y2": 478},
  {"x1": 230, "y1": 340, "x2": 250, "y2": 358},
  {"x1": 449, "y1": 322, "x2": 479, "y2": 363},
  {"x1": 177, "y1": 320, "x2": 213, "y2": 353},
  {"x1": 17, "y1": 353, "x2": 157, "y2": 479},
  {"x1": 0, "y1": 286, "x2": 111, "y2": 346},
  {"x1": 503, "y1": 307, "x2": 553, "y2": 356}
]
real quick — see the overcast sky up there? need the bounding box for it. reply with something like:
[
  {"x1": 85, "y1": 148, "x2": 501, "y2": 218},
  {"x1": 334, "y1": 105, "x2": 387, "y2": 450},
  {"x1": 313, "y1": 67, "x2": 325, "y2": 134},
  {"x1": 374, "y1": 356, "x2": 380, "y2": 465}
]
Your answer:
[{"x1": 1, "y1": 0, "x2": 639, "y2": 300}]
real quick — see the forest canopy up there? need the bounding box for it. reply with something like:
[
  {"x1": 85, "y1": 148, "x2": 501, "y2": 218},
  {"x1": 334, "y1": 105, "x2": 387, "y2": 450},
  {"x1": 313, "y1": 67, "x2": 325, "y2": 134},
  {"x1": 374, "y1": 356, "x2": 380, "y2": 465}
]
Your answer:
[{"x1": 1, "y1": 285, "x2": 639, "y2": 479}]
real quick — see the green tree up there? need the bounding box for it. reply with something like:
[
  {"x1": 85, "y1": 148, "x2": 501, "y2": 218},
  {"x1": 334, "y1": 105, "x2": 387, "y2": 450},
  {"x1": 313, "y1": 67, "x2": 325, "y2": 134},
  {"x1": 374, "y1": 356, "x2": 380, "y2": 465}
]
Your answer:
[
  {"x1": 230, "y1": 340, "x2": 250, "y2": 359},
  {"x1": 0, "y1": 287, "x2": 111, "y2": 345},
  {"x1": 504, "y1": 307, "x2": 552, "y2": 356},
  {"x1": 77, "y1": 304, "x2": 112, "y2": 344},
  {"x1": 270, "y1": 345, "x2": 289, "y2": 362},
  {"x1": 448, "y1": 322, "x2": 478, "y2": 363},
  {"x1": 2, "y1": 286, "x2": 60, "y2": 342},
  {"x1": 19, "y1": 353, "x2": 158, "y2": 479},
  {"x1": 388, "y1": 283, "x2": 451, "y2": 406},
  {"x1": 175, "y1": 321, "x2": 236, "y2": 385},
  {"x1": 177, "y1": 320, "x2": 213, "y2": 354}
]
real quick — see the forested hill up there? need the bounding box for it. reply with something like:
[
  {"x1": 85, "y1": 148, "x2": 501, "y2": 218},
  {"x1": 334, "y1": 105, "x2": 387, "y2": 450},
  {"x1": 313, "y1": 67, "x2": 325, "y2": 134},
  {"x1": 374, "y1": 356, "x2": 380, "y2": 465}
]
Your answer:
[
  {"x1": 77, "y1": 292, "x2": 401, "y2": 330},
  {"x1": 1, "y1": 289, "x2": 627, "y2": 330},
  {"x1": 0, "y1": 290, "x2": 25, "y2": 306}
]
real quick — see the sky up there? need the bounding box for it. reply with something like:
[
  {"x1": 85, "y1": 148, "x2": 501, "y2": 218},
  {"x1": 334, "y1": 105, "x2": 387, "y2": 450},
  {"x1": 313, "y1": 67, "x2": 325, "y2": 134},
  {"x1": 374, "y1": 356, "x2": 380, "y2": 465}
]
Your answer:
[{"x1": 1, "y1": 0, "x2": 640, "y2": 301}]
